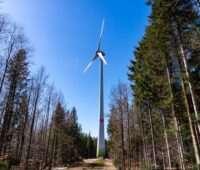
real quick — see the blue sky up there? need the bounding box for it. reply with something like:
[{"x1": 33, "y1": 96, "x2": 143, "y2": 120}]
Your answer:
[{"x1": 2, "y1": 0, "x2": 150, "y2": 137}]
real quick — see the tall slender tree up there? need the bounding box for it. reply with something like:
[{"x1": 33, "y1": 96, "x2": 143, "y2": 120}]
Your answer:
[{"x1": 0, "y1": 49, "x2": 29, "y2": 154}]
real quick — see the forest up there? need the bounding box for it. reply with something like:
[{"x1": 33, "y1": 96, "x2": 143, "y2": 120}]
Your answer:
[
  {"x1": 0, "y1": 0, "x2": 200, "y2": 170},
  {"x1": 107, "y1": 0, "x2": 200, "y2": 169},
  {"x1": 0, "y1": 14, "x2": 98, "y2": 169}
]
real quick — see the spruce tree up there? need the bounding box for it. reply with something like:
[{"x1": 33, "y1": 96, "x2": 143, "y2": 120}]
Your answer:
[{"x1": 0, "y1": 49, "x2": 29, "y2": 154}]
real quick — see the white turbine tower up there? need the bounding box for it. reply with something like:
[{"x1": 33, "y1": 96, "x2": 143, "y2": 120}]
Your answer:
[{"x1": 84, "y1": 19, "x2": 107, "y2": 158}]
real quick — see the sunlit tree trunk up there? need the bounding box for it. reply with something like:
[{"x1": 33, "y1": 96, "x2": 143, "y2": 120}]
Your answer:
[
  {"x1": 176, "y1": 20, "x2": 200, "y2": 140},
  {"x1": 165, "y1": 56, "x2": 185, "y2": 169},
  {"x1": 175, "y1": 117, "x2": 185, "y2": 170},
  {"x1": 176, "y1": 54, "x2": 200, "y2": 165}
]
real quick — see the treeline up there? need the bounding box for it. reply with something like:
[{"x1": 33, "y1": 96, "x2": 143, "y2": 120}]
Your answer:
[
  {"x1": 0, "y1": 14, "x2": 96, "y2": 169},
  {"x1": 107, "y1": 82, "x2": 134, "y2": 169},
  {"x1": 108, "y1": 0, "x2": 200, "y2": 169}
]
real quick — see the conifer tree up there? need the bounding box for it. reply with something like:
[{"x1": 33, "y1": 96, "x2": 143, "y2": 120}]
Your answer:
[{"x1": 0, "y1": 49, "x2": 29, "y2": 154}]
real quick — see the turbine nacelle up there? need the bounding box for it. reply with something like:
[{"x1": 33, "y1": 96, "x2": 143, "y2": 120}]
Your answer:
[
  {"x1": 96, "y1": 51, "x2": 107, "y2": 65},
  {"x1": 96, "y1": 51, "x2": 105, "y2": 57},
  {"x1": 83, "y1": 51, "x2": 107, "y2": 73}
]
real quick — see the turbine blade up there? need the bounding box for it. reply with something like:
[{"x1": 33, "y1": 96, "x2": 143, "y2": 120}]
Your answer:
[
  {"x1": 83, "y1": 61, "x2": 93, "y2": 73},
  {"x1": 99, "y1": 18, "x2": 105, "y2": 41},
  {"x1": 83, "y1": 54, "x2": 98, "y2": 73},
  {"x1": 98, "y1": 52, "x2": 107, "y2": 65},
  {"x1": 97, "y1": 18, "x2": 105, "y2": 51}
]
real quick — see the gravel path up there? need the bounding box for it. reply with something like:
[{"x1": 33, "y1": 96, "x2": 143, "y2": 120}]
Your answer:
[{"x1": 53, "y1": 159, "x2": 117, "y2": 170}]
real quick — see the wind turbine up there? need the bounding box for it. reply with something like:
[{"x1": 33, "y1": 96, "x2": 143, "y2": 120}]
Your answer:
[{"x1": 84, "y1": 19, "x2": 107, "y2": 158}]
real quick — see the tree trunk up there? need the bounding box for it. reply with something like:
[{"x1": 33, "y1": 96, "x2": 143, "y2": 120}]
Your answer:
[
  {"x1": 127, "y1": 118, "x2": 131, "y2": 170},
  {"x1": 139, "y1": 105, "x2": 147, "y2": 165},
  {"x1": 42, "y1": 94, "x2": 51, "y2": 164},
  {"x1": 127, "y1": 101, "x2": 131, "y2": 170},
  {"x1": 165, "y1": 57, "x2": 185, "y2": 169},
  {"x1": 161, "y1": 112, "x2": 172, "y2": 169},
  {"x1": 176, "y1": 20, "x2": 200, "y2": 139},
  {"x1": 120, "y1": 109, "x2": 125, "y2": 170},
  {"x1": 177, "y1": 56, "x2": 200, "y2": 165},
  {"x1": 0, "y1": 83, "x2": 16, "y2": 154},
  {"x1": 148, "y1": 101, "x2": 157, "y2": 167},
  {"x1": 45, "y1": 117, "x2": 53, "y2": 167},
  {"x1": 18, "y1": 89, "x2": 31, "y2": 161},
  {"x1": 161, "y1": 141, "x2": 166, "y2": 170},
  {"x1": 49, "y1": 126, "x2": 56, "y2": 170},
  {"x1": 24, "y1": 86, "x2": 40, "y2": 169},
  {"x1": 175, "y1": 117, "x2": 186, "y2": 170}
]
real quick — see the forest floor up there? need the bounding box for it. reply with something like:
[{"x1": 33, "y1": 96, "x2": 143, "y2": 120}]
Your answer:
[{"x1": 53, "y1": 159, "x2": 117, "y2": 170}]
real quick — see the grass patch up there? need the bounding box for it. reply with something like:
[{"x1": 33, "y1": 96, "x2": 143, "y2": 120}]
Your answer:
[
  {"x1": 0, "y1": 157, "x2": 20, "y2": 170},
  {"x1": 0, "y1": 160, "x2": 11, "y2": 170},
  {"x1": 90, "y1": 159, "x2": 105, "y2": 167}
]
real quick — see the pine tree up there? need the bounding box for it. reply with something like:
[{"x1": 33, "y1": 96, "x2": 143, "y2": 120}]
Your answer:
[{"x1": 0, "y1": 49, "x2": 29, "y2": 154}]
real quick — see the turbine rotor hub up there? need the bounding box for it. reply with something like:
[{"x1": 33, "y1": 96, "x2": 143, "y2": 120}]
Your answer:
[{"x1": 96, "y1": 51, "x2": 105, "y2": 56}]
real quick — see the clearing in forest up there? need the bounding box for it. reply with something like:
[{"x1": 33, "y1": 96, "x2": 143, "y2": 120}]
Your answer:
[{"x1": 53, "y1": 159, "x2": 117, "y2": 170}]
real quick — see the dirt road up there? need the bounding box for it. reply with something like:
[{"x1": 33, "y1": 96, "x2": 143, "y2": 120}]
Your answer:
[{"x1": 53, "y1": 159, "x2": 117, "y2": 170}]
